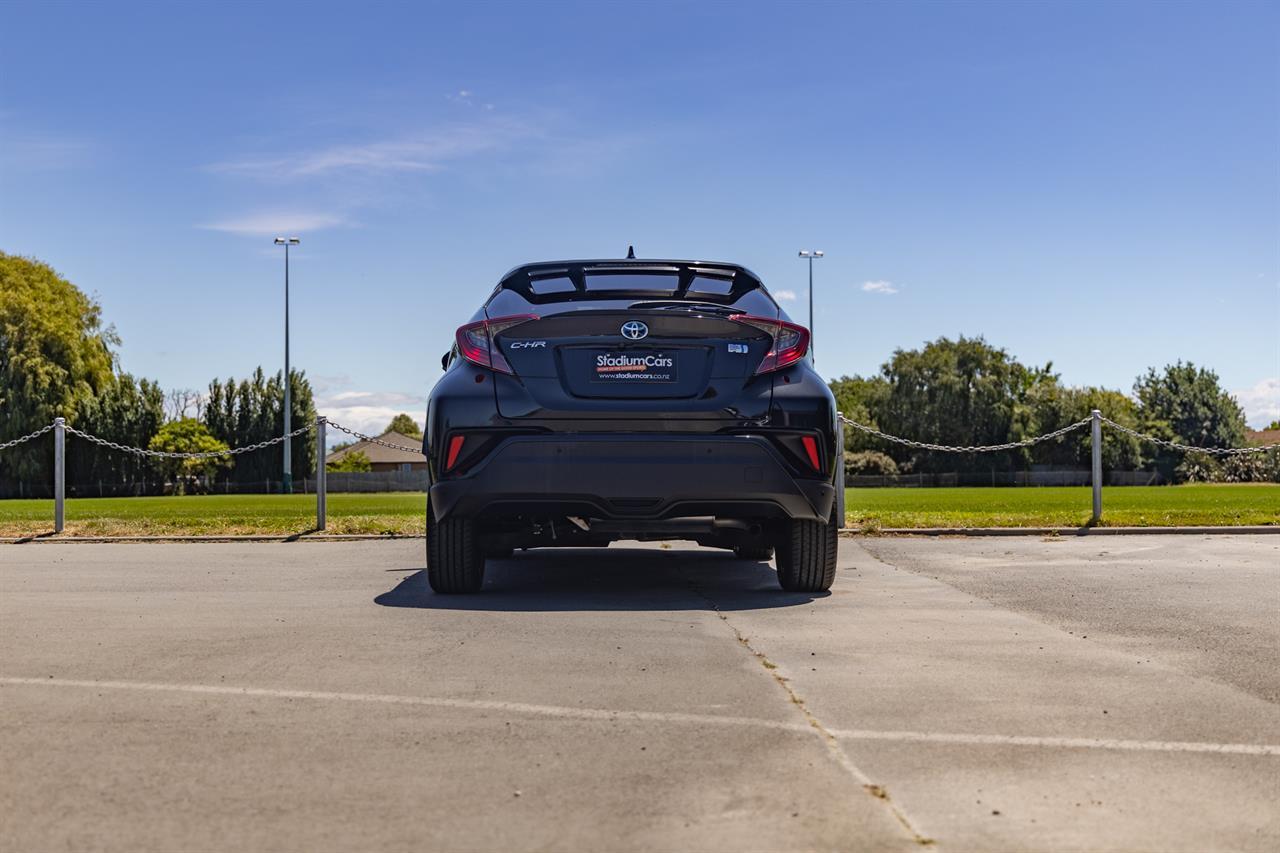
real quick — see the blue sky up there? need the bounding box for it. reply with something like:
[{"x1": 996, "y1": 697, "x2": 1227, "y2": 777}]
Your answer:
[{"x1": 2, "y1": 0, "x2": 1277, "y2": 433}]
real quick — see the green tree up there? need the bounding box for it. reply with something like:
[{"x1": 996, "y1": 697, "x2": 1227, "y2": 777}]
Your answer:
[
  {"x1": 66, "y1": 373, "x2": 166, "y2": 492},
  {"x1": 875, "y1": 336, "x2": 1058, "y2": 473},
  {"x1": 827, "y1": 375, "x2": 889, "y2": 453},
  {"x1": 327, "y1": 449, "x2": 372, "y2": 472},
  {"x1": 148, "y1": 419, "x2": 230, "y2": 494},
  {"x1": 204, "y1": 368, "x2": 316, "y2": 486},
  {"x1": 1263, "y1": 420, "x2": 1280, "y2": 432},
  {"x1": 0, "y1": 253, "x2": 115, "y2": 482},
  {"x1": 1029, "y1": 386, "x2": 1144, "y2": 471},
  {"x1": 385, "y1": 413, "x2": 422, "y2": 437},
  {"x1": 1134, "y1": 362, "x2": 1247, "y2": 479}
]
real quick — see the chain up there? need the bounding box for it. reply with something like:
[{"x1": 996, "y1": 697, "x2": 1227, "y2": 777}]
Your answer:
[
  {"x1": 1099, "y1": 417, "x2": 1280, "y2": 456},
  {"x1": 62, "y1": 423, "x2": 313, "y2": 459},
  {"x1": 15, "y1": 414, "x2": 1274, "y2": 461},
  {"x1": 0, "y1": 423, "x2": 56, "y2": 452},
  {"x1": 837, "y1": 412, "x2": 1279, "y2": 456},
  {"x1": 837, "y1": 414, "x2": 1091, "y2": 453},
  {"x1": 325, "y1": 420, "x2": 424, "y2": 454}
]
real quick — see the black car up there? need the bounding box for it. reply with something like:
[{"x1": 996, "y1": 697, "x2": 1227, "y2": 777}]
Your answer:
[{"x1": 424, "y1": 257, "x2": 843, "y2": 593}]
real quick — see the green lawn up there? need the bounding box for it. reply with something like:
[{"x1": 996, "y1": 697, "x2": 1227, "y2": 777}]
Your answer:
[
  {"x1": 0, "y1": 485, "x2": 1275, "y2": 537},
  {"x1": 0, "y1": 492, "x2": 426, "y2": 537},
  {"x1": 845, "y1": 484, "x2": 1279, "y2": 530}
]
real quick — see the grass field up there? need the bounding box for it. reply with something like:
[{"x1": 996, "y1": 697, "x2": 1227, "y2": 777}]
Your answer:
[
  {"x1": 0, "y1": 485, "x2": 1276, "y2": 537},
  {"x1": 0, "y1": 493, "x2": 426, "y2": 537},
  {"x1": 844, "y1": 484, "x2": 1279, "y2": 530}
]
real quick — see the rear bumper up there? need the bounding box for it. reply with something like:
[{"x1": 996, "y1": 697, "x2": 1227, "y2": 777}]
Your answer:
[{"x1": 429, "y1": 434, "x2": 834, "y2": 523}]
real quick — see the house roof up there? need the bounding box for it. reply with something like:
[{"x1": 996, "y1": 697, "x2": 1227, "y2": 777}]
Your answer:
[
  {"x1": 1246, "y1": 428, "x2": 1280, "y2": 447},
  {"x1": 325, "y1": 430, "x2": 425, "y2": 465}
]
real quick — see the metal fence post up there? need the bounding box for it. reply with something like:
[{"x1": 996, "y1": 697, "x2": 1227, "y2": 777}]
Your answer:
[
  {"x1": 1090, "y1": 409, "x2": 1102, "y2": 524},
  {"x1": 53, "y1": 417, "x2": 65, "y2": 533},
  {"x1": 316, "y1": 416, "x2": 326, "y2": 531}
]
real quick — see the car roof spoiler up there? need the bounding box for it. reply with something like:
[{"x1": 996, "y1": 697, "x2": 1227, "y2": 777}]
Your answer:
[{"x1": 495, "y1": 259, "x2": 766, "y2": 302}]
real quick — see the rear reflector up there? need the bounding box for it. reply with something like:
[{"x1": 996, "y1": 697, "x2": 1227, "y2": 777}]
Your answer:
[
  {"x1": 455, "y1": 314, "x2": 539, "y2": 374},
  {"x1": 800, "y1": 435, "x2": 821, "y2": 471},
  {"x1": 728, "y1": 314, "x2": 810, "y2": 374},
  {"x1": 445, "y1": 435, "x2": 466, "y2": 470}
]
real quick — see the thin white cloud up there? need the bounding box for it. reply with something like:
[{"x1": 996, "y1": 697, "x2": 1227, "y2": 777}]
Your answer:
[
  {"x1": 1233, "y1": 377, "x2": 1280, "y2": 429},
  {"x1": 861, "y1": 280, "x2": 899, "y2": 295},
  {"x1": 207, "y1": 118, "x2": 530, "y2": 179},
  {"x1": 200, "y1": 211, "x2": 348, "y2": 236},
  {"x1": 447, "y1": 89, "x2": 495, "y2": 110},
  {"x1": 321, "y1": 390, "x2": 423, "y2": 407},
  {"x1": 0, "y1": 131, "x2": 93, "y2": 171},
  {"x1": 773, "y1": 289, "x2": 798, "y2": 301},
  {"x1": 315, "y1": 389, "x2": 428, "y2": 442}
]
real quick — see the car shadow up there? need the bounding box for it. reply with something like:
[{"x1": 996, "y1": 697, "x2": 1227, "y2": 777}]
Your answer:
[{"x1": 374, "y1": 547, "x2": 829, "y2": 612}]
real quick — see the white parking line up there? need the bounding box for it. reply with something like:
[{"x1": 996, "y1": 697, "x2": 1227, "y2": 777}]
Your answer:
[
  {"x1": 829, "y1": 727, "x2": 1280, "y2": 756},
  {"x1": 4, "y1": 676, "x2": 1278, "y2": 757},
  {"x1": 0, "y1": 676, "x2": 806, "y2": 732}
]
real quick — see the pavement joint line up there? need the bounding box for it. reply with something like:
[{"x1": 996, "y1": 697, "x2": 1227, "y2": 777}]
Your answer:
[
  {"x1": 4, "y1": 676, "x2": 1279, "y2": 758},
  {"x1": 679, "y1": 579, "x2": 936, "y2": 847}
]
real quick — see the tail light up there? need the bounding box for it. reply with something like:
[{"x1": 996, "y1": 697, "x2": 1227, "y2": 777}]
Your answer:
[
  {"x1": 445, "y1": 435, "x2": 466, "y2": 471},
  {"x1": 438, "y1": 429, "x2": 541, "y2": 478},
  {"x1": 455, "y1": 314, "x2": 539, "y2": 374},
  {"x1": 728, "y1": 314, "x2": 810, "y2": 374},
  {"x1": 759, "y1": 432, "x2": 827, "y2": 477},
  {"x1": 800, "y1": 435, "x2": 821, "y2": 471}
]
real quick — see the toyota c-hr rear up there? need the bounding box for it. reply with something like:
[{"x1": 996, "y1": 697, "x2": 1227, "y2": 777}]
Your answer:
[{"x1": 424, "y1": 258, "x2": 843, "y2": 593}]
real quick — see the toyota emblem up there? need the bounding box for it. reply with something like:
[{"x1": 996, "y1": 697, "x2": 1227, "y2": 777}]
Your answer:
[{"x1": 620, "y1": 321, "x2": 649, "y2": 340}]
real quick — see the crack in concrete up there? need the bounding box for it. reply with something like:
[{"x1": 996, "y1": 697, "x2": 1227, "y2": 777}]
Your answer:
[{"x1": 684, "y1": 575, "x2": 936, "y2": 847}]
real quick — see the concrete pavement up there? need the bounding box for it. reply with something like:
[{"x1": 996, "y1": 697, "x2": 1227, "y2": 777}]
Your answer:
[{"x1": 1, "y1": 537, "x2": 1277, "y2": 851}]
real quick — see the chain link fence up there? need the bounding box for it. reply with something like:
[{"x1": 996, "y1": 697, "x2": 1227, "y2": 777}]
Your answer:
[{"x1": 1, "y1": 412, "x2": 1276, "y2": 533}]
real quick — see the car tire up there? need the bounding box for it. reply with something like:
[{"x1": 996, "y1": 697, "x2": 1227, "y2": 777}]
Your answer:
[
  {"x1": 426, "y1": 502, "x2": 484, "y2": 594},
  {"x1": 775, "y1": 508, "x2": 838, "y2": 592},
  {"x1": 733, "y1": 545, "x2": 775, "y2": 561}
]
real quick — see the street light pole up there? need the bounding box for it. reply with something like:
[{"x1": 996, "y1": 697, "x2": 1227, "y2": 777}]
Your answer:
[
  {"x1": 797, "y1": 250, "x2": 823, "y2": 364},
  {"x1": 274, "y1": 237, "x2": 300, "y2": 493}
]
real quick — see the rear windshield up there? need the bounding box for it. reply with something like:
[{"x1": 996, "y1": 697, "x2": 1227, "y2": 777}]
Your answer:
[
  {"x1": 687, "y1": 274, "x2": 734, "y2": 296},
  {"x1": 528, "y1": 275, "x2": 576, "y2": 295},
  {"x1": 584, "y1": 272, "x2": 679, "y2": 293}
]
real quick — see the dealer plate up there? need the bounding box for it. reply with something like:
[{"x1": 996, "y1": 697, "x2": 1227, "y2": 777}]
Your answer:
[{"x1": 590, "y1": 350, "x2": 678, "y2": 383}]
